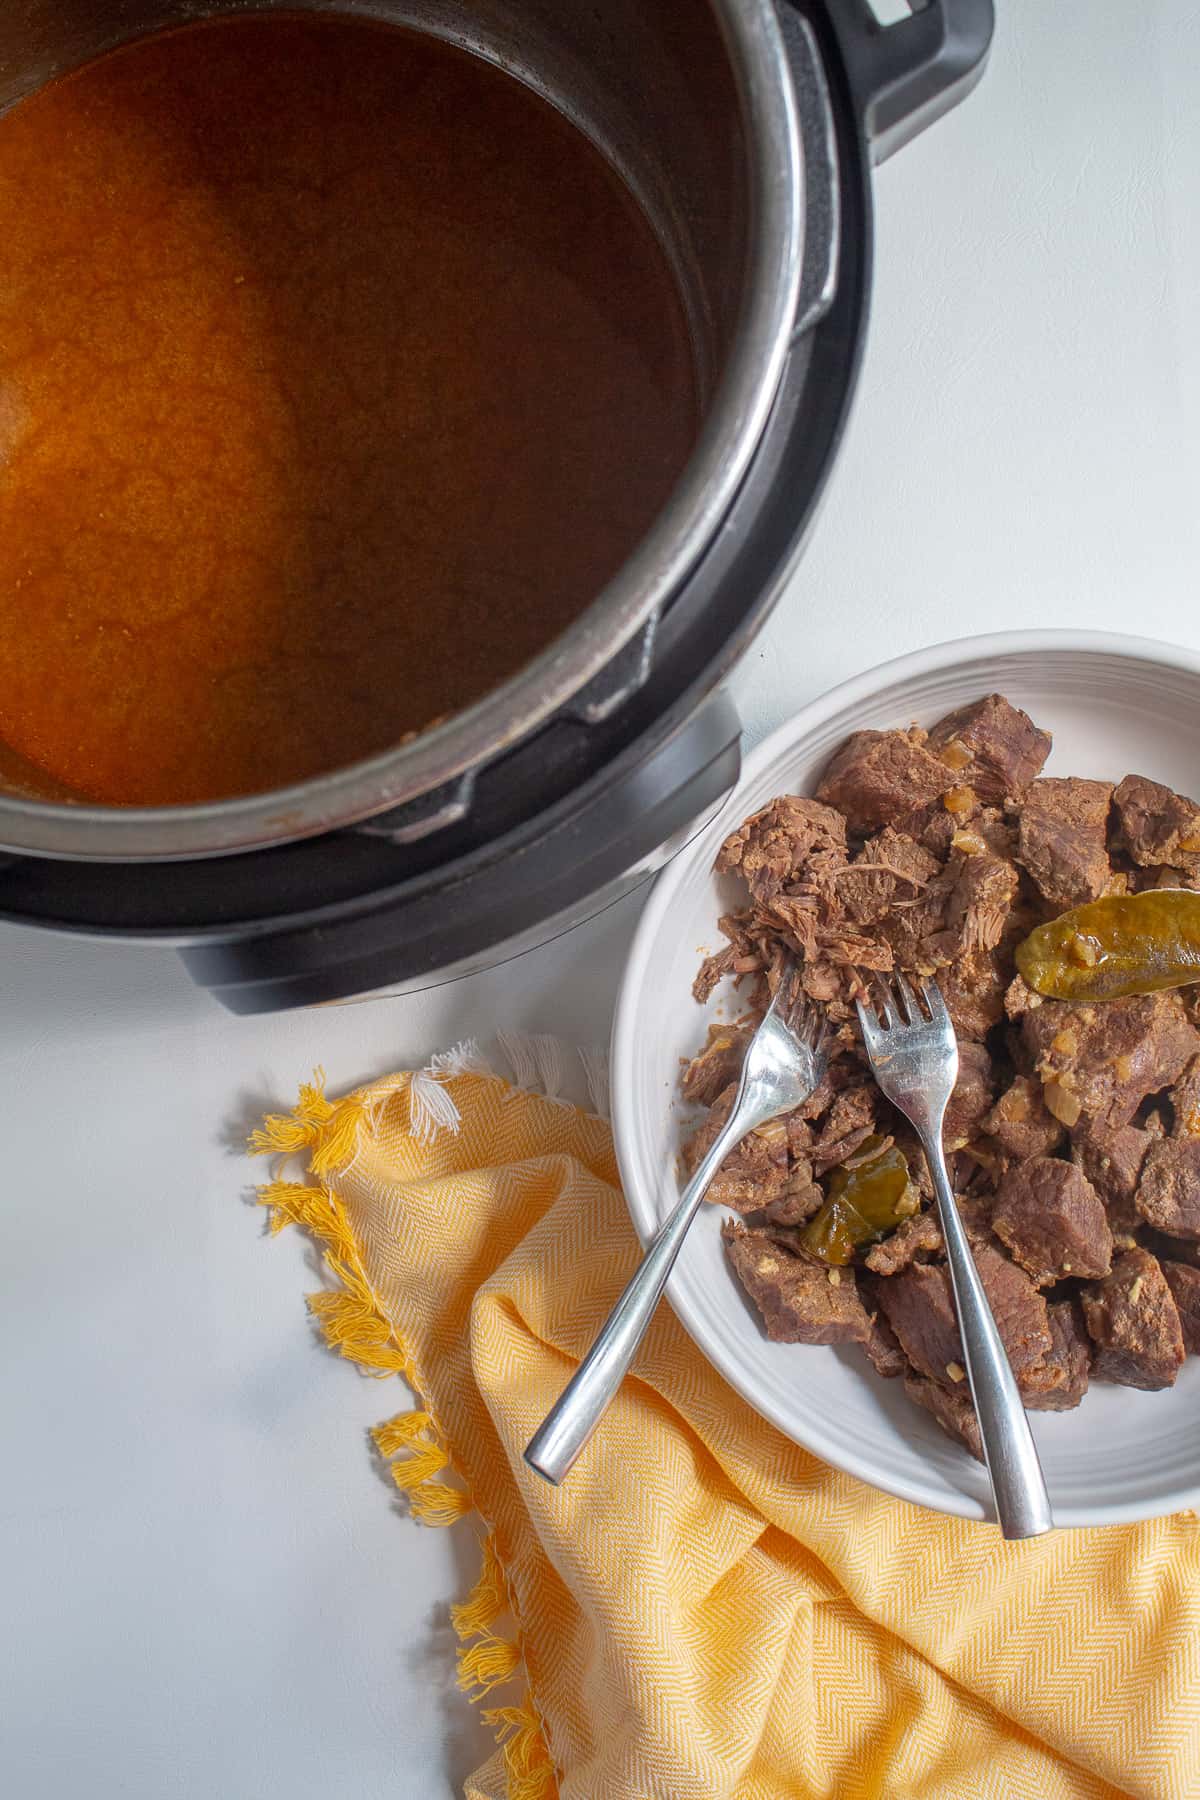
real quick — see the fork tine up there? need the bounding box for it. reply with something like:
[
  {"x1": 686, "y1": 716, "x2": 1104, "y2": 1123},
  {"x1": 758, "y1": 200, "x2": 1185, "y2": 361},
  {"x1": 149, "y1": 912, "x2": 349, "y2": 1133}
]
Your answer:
[
  {"x1": 893, "y1": 972, "x2": 920, "y2": 1024},
  {"x1": 871, "y1": 977, "x2": 896, "y2": 1030},
  {"x1": 919, "y1": 976, "x2": 951, "y2": 1026}
]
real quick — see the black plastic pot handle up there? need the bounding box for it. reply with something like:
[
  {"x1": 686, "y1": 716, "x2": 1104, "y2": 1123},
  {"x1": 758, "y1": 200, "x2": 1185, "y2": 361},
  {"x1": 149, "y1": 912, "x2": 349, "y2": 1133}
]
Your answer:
[{"x1": 822, "y1": 0, "x2": 995, "y2": 163}]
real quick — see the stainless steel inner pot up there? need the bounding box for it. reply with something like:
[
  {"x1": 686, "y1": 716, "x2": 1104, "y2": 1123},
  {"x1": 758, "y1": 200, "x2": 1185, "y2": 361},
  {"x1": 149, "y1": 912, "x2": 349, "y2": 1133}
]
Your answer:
[{"x1": 0, "y1": 0, "x2": 808, "y2": 859}]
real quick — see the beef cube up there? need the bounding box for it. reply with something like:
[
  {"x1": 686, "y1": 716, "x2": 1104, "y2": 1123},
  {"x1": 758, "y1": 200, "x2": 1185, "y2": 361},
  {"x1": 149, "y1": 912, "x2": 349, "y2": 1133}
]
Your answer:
[
  {"x1": 1022, "y1": 992, "x2": 1199, "y2": 1128},
  {"x1": 809, "y1": 1084, "x2": 880, "y2": 1174},
  {"x1": 1134, "y1": 1138, "x2": 1200, "y2": 1240},
  {"x1": 926, "y1": 694, "x2": 1051, "y2": 804},
  {"x1": 1112, "y1": 774, "x2": 1200, "y2": 870},
  {"x1": 682, "y1": 1086, "x2": 791, "y2": 1213},
  {"x1": 938, "y1": 951, "x2": 1008, "y2": 1041},
  {"x1": 943, "y1": 1040, "x2": 996, "y2": 1151},
  {"x1": 991, "y1": 1156, "x2": 1112, "y2": 1285},
  {"x1": 715, "y1": 794, "x2": 847, "y2": 903},
  {"x1": 904, "y1": 1371, "x2": 983, "y2": 1461},
  {"x1": 974, "y1": 1240, "x2": 1055, "y2": 1386},
  {"x1": 877, "y1": 1262, "x2": 962, "y2": 1384},
  {"x1": 681, "y1": 1023, "x2": 751, "y2": 1107},
  {"x1": 760, "y1": 1178, "x2": 824, "y2": 1228},
  {"x1": 878, "y1": 1244, "x2": 1051, "y2": 1389},
  {"x1": 928, "y1": 848, "x2": 1021, "y2": 961},
  {"x1": 837, "y1": 827, "x2": 941, "y2": 928},
  {"x1": 1023, "y1": 1301, "x2": 1091, "y2": 1412},
  {"x1": 1170, "y1": 1056, "x2": 1200, "y2": 1139},
  {"x1": 863, "y1": 1207, "x2": 944, "y2": 1276},
  {"x1": 815, "y1": 728, "x2": 950, "y2": 834},
  {"x1": 1162, "y1": 1262, "x2": 1200, "y2": 1355},
  {"x1": 984, "y1": 1076, "x2": 1065, "y2": 1160},
  {"x1": 1070, "y1": 1116, "x2": 1154, "y2": 1235},
  {"x1": 1017, "y1": 777, "x2": 1113, "y2": 910},
  {"x1": 1005, "y1": 973, "x2": 1043, "y2": 1021},
  {"x1": 862, "y1": 1305, "x2": 908, "y2": 1380},
  {"x1": 722, "y1": 1221, "x2": 871, "y2": 1344},
  {"x1": 1081, "y1": 1247, "x2": 1184, "y2": 1390}
]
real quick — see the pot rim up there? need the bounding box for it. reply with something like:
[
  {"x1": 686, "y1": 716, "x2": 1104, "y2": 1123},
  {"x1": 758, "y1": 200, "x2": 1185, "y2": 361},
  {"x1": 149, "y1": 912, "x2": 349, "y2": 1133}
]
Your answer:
[{"x1": 0, "y1": 0, "x2": 804, "y2": 862}]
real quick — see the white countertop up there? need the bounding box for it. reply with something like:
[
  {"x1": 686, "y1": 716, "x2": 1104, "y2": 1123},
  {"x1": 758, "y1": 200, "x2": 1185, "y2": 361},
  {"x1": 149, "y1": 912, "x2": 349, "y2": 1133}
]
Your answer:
[{"x1": 5, "y1": 4, "x2": 1200, "y2": 1795}]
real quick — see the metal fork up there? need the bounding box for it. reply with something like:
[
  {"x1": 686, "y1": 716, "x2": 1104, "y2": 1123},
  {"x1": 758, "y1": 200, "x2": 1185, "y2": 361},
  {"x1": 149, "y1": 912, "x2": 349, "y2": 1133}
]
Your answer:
[
  {"x1": 525, "y1": 965, "x2": 827, "y2": 1485},
  {"x1": 856, "y1": 974, "x2": 1053, "y2": 1539}
]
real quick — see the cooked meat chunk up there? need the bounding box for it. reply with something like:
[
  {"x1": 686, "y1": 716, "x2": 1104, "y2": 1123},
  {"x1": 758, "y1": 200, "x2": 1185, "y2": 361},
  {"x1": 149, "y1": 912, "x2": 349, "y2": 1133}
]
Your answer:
[
  {"x1": 926, "y1": 694, "x2": 1051, "y2": 804},
  {"x1": 877, "y1": 1243, "x2": 1051, "y2": 1389},
  {"x1": 984, "y1": 1076, "x2": 1065, "y2": 1160},
  {"x1": 1017, "y1": 777, "x2": 1113, "y2": 910},
  {"x1": 1170, "y1": 1056, "x2": 1200, "y2": 1138},
  {"x1": 809, "y1": 1084, "x2": 881, "y2": 1174},
  {"x1": 836, "y1": 826, "x2": 940, "y2": 927},
  {"x1": 1070, "y1": 1116, "x2": 1154, "y2": 1235},
  {"x1": 928, "y1": 849, "x2": 1021, "y2": 962},
  {"x1": 973, "y1": 1240, "x2": 1055, "y2": 1386},
  {"x1": 876, "y1": 1262, "x2": 961, "y2": 1383},
  {"x1": 1134, "y1": 1138, "x2": 1200, "y2": 1240},
  {"x1": 1081, "y1": 1247, "x2": 1184, "y2": 1390},
  {"x1": 904, "y1": 1371, "x2": 983, "y2": 1461},
  {"x1": 938, "y1": 951, "x2": 1008, "y2": 1041},
  {"x1": 722, "y1": 1221, "x2": 872, "y2": 1344},
  {"x1": 862, "y1": 1304, "x2": 908, "y2": 1379},
  {"x1": 692, "y1": 946, "x2": 737, "y2": 1004},
  {"x1": 815, "y1": 728, "x2": 950, "y2": 834},
  {"x1": 691, "y1": 695, "x2": 1200, "y2": 1442},
  {"x1": 714, "y1": 794, "x2": 847, "y2": 903},
  {"x1": 863, "y1": 1207, "x2": 944, "y2": 1275},
  {"x1": 991, "y1": 1157, "x2": 1112, "y2": 1285},
  {"x1": 1112, "y1": 773, "x2": 1200, "y2": 870},
  {"x1": 760, "y1": 1180, "x2": 824, "y2": 1228},
  {"x1": 682, "y1": 1086, "x2": 791, "y2": 1213},
  {"x1": 942, "y1": 1040, "x2": 996, "y2": 1153},
  {"x1": 1022, "y1": 993, "x2": 1199, "y2": 1128},
  {"x1": 681, "y1": 1024, "x2": 751, "y2": 1107},
  {"x1": 1162, "y1": 1262, "x2": 1200, "y2": 1355},
  {"x1": 1023, "y1": 1301, "x2": 1091, "y2": 1412}
]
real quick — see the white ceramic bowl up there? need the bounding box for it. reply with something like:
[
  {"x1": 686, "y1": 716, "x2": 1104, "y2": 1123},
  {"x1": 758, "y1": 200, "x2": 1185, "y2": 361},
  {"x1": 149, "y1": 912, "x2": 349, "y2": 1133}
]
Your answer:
[{"x1": 612, "y1": 630, "x2": 1200, "y2": 1525}]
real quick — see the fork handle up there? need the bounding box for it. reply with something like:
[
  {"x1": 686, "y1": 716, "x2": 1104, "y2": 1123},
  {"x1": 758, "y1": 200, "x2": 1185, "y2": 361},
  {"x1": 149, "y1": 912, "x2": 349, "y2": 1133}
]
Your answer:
[
  {"x1": 524, "y1": 1102, "x2": 766, "y2": 1486},
  {"x1": 920, "y1": 1125, "x2": 1054, "y2": 1539}
]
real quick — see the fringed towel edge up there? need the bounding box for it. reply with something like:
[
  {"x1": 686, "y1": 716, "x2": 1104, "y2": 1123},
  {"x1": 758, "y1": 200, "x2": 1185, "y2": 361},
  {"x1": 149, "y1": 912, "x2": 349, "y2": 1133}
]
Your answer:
[{"x1": 250, "y1": 1063, "x2": 562, "y2": 1800}]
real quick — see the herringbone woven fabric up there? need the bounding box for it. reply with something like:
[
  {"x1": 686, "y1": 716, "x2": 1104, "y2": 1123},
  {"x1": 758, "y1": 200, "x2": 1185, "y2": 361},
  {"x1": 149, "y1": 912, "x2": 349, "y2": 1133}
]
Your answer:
[{"x1": 252, "y1": 1058, "x2": 1200, "y2": 1800}]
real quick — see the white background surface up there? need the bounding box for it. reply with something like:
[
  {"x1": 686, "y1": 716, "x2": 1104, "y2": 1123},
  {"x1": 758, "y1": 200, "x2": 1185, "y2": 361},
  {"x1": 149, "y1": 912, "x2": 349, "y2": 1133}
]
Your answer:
[{"x1": 4, "y1": 3, "x2": 1200, "y2": 1796}]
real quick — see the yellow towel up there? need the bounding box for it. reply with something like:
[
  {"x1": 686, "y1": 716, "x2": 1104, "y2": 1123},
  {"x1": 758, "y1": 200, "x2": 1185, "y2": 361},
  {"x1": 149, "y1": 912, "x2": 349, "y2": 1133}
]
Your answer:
[{"x1": 251, "y1": 1048, "x2": 1200, "y2": 1800}]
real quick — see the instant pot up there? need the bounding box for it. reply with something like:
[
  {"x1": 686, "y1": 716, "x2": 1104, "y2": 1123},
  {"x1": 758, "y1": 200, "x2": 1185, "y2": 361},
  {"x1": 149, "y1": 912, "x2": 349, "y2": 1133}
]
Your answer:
[{"x1": 0, "y1": 0, "x2": 994, "y2": 1011}]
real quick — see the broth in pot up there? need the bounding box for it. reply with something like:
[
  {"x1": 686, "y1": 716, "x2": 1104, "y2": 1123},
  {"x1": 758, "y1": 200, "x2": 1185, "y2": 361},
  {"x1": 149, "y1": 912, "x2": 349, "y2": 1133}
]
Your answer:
[{"x1": 0, "y1": 12, "x2": 698, "y2": 805}]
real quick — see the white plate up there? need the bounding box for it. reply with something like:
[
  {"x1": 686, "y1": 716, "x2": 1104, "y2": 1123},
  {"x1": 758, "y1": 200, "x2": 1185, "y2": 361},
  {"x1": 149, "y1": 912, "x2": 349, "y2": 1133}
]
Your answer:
[{"x1": 612, "y1": 630, "x2": 1200, "y2": 1526}]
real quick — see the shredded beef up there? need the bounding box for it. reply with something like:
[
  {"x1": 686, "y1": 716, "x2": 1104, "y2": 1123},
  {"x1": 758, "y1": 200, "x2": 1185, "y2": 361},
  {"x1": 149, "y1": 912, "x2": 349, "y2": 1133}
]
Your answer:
[
  {"x1": 681, "y1": 1023, "x2": 751, "y2": 1107},
  {"x1": 715, "y1": 794, "x2": 847, "y2": 903}
]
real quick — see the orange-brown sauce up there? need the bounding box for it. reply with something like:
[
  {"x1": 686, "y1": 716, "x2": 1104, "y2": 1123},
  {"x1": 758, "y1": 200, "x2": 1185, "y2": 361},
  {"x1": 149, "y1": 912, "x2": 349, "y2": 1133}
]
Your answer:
[{"x1": 0, "y1": 13, "x2": 697, "y2": 804}]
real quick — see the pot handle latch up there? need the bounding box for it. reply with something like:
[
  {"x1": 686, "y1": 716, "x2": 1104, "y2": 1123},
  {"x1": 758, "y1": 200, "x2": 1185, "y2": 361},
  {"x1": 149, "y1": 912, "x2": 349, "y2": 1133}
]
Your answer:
[
  {"x1": 782, "y1": 10, "x2": 841, "y2": 340},
  {"x1": 821, "y1": 0, "x2": 995, "y2": 165}
]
